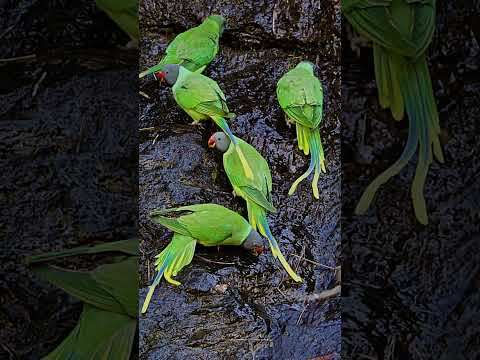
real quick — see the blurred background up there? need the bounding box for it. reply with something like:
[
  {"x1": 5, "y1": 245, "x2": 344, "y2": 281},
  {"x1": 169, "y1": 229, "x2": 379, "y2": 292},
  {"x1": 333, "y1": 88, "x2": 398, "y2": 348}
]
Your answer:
[
  {"x1": 342, "y1": 2, "x2": 480, "y2": 359},
  {"x1": 0, "y1": 0, "x2": 138, "y2": 358}
]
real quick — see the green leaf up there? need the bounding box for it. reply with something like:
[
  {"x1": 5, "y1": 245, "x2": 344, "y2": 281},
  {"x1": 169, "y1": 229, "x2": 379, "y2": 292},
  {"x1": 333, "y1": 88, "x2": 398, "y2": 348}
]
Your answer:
[
  {"x1": 43, "y1": 304, "x2": 137, "y2": 360},
  {"x1": 26, "y1": 239, "x2": 138, "y2": 264}
]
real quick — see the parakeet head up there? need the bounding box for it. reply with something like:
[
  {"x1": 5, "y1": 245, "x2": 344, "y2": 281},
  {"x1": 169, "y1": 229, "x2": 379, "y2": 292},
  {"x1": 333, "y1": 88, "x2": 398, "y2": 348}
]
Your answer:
[
  {"x1": 208, "y1": 132, "x2": 230, "y2": 153},
  {"x1": 296, "y1": 61, "x2": 315, "y2": 74},
  {"x1": 243, "y1": 230, "x2": 266, "y2": 254},
  {"x1": 154, "y1": 64, "x2": 180, "y2": 86},
  {"x1": 206, "y1": 15, "x2": 225, "y2": 34}
]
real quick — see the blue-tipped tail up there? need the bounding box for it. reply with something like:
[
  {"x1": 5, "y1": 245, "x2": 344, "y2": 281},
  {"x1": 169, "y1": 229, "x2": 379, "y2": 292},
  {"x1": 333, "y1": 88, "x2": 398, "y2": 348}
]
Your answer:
[
  {"x1": 255, "y1": 211, "x2": 302, "y2": 282},
  {"x1": 289, "y1": 126, "x2": 325, "y2": 199},
  {"x1": 141, "y1": 252, "x2": 173, "y2": 314},
  {"x1": 355, "y1": 57, "x2": 442, "y2": 224}
]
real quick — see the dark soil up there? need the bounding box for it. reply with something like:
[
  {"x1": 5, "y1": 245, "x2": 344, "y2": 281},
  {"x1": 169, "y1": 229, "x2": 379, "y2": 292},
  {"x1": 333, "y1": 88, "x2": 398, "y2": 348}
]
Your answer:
[
  {"x1": 342, "y1": 1, "x2": 480, "y2": 359},
  {"x1": 0, "y1": 1, "x2": 138, "y2": 358},
  {"x1": 139, "y1": 1, "x2": 341, "y2": 359}
]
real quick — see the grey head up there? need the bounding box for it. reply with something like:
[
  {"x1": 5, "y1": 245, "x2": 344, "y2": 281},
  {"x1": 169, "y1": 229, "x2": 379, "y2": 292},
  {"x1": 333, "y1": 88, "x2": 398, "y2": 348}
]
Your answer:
[
  {"x1": 158, "y1": 64, "x2": 180, "y2": 86},
  {"x1": 242, "y1": 229, "x2": 266, "y2": 254},
  {"x1": 208, "y1": 131, "x2": 231, "y2": 153}
]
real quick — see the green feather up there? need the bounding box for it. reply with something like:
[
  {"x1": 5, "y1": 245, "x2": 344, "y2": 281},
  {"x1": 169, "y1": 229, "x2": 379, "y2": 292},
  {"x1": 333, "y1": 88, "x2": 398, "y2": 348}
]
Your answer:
[
  {"x1": 222, "y1": 137, "x2": 302, "y2": 282},
  {"x1": 344, "y1": 0, "x2": 443, "y2": 224},
  {"x1": 276, "y1": 61, "x2": 325, "y2": 199},
  {"x1": 142, "y1": 204, "x2": 254, "y2": 312},
  {"x1": 139, "y1": 15, "x2": 224, "y2": 78}
]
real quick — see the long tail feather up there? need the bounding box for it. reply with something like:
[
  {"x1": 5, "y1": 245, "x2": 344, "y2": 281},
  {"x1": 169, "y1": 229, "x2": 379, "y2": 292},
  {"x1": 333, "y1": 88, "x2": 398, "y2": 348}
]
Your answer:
[
  {"x1": 356, "y1": 56, "x2": 442, "y2": 224},
  {"x1": 289, "y1": 126, "x2": 326, "y2": 199},
  {"x1": 211, "y1": 115, "x2": 254, "y2": 180},
  {"x1": 141, "y1": 235, "x2": 196, "y2": 313},
  {"x1": 253, "y1": 208, "x2": 302, "y2": 282},
  {"x1": 141, "y1": 252, "x2": 173, "y2": 314}
]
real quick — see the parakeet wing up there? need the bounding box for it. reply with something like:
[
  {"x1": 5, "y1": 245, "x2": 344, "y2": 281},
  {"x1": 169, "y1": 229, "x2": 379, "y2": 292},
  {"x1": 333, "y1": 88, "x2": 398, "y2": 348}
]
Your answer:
[
  {"x1": 277, "y1": 69, "x2": 323, "y2": 129},
  {"x1": 151, "y1": 204, "x2": 251, "y2": 246},
  {"x1": 175, "y1": 74, "x2": 229, "y2": 116},
  {"x1": 224, "y1": 140, "x2": 275, "y2": 212},
  {"x1": 175, "y1": 32, "x2": 218, "y2": 69}
]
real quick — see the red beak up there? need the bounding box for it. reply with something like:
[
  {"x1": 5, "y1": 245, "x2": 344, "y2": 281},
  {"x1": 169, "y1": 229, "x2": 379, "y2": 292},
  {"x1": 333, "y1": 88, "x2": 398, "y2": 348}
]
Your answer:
[
  {"x1": 154, "y1": 71, "x2": 165, "y2": 83},
  {"x1": 208, "y1": 135, "x2": 216, "y2": 148},
  {"x1": 253, "y1": 246, "x2": 265, "y2": 255}
]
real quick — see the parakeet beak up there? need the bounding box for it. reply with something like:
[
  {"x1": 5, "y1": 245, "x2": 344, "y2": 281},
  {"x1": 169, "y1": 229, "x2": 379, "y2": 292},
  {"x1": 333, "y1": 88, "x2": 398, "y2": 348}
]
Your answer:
[
  {"x1": 208, "y1": 135, "x2": 216, "y2": 148},
  {"x1": 154, "y1": 71, "x2": 165, "y2": 84},
  {"x1": 252, "y1": 246, "x2": 265, "y2": 255}
]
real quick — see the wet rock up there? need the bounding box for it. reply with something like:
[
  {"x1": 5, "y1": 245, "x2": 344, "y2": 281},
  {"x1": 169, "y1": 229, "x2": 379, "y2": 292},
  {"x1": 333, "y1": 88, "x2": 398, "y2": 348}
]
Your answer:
[
  {"x1": 184, "y1": 269, "x2": 219, "y2": 293},
  {"x1": 139, "y1": 1, "x2": 341, "y2": 358}
]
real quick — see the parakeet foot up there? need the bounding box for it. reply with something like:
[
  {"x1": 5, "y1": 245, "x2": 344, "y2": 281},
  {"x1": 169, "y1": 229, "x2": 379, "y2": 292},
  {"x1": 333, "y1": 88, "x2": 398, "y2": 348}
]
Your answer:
[
  {"x1": 190, "y1": 120, "x2": 204, "y2": 128},
  {"x1": 285, "y1": 114, "x2": 294, "y2": 128}
]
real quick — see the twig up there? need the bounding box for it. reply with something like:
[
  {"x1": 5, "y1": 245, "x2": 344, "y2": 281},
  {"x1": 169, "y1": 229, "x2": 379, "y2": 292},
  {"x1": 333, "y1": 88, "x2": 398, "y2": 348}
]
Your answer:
[
  {"x1": 0, "y1": 54, "x2": 36, "y2": 62},
  {"x1": 290, "y1": 254, "x2": 338, "y2": 270},
  {"x1": 32, "y1": 71, "x2": 47, "y2": 97},
  {"x1": 0, "y1": 25, "x2": 15, "y2": 40},
  {"x1": 139, "y1": 127, "x2": 156, "y2": 132},
  {"x1": 195, "y1": 255, "x2": 235, "y2": 266},
  {"x1": 308, "y1": 285, "x2": 341, "y2": 302},
  {"x1": 276, "y1": 286, "x2": 288, "y2": 300},
  {"x1": 230, "y1": 338, "x2": 272, "y2": 342},
  {"x1": 139, "y1": 91, "x2": 150, "y2": 99},
  {"x1": 296, "y1": 306, "x2": 307, "y2": 325}
]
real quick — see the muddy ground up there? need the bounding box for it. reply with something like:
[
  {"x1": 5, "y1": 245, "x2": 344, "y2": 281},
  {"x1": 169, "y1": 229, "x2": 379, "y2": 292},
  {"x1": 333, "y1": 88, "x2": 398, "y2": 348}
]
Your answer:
[
  {"x1": 0, "y1": 1, "x2": 138, "y2": 358},
  {"x1": 139, "y1": 1, "x2": 341, "y2": 359},
  {"x1": 342, "y1": 1, "x2": 480, "y2": 359}
]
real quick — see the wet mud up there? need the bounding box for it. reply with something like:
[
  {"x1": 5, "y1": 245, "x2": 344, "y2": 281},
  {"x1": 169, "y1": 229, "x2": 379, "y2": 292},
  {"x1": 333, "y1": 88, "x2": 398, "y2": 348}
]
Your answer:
[
  {"x1": 342, "y1": 2, "x2": 480, "y2": 359},
  {"x1": 139, "y1": 1, "x2": 341, "y2": 359},
  {"x1": 0, "y1": 1, "x2": 137, "y2": 358}
]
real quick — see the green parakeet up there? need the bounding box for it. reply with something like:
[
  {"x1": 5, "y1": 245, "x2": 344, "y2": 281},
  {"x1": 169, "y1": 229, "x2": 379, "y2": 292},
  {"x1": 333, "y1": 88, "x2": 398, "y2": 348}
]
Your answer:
[
  {"x1": 276, "y1": 61, "x2": 326, "y2": 199},
  {"x1": 141, "y1": 203, "x2": 265, "y2": 313},
  {"x1": 27, "y1": 239, "x2": 138, "y2": 360},
  {"x1": 96, "y1": 0, "x2": 139, "y2": 45},
  {"x1": 156, "y1": 63, "x2": 254, "y2": 180},
  {"x1": 342, "y1": 0, "x2": 444, "y2": 224},
  {"x1": 208, "y1": 132, "x2": 303, "y2": 283},
  {"x1": 139, "y1": 15, "x2": 224, "y2": 78}
]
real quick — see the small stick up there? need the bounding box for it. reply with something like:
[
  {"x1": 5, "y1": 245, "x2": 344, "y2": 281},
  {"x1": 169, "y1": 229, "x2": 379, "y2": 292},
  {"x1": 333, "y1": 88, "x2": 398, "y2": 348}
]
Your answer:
[
  {"x1": 32, "y1": 71, "x2": 47, "y2": 97},
  {"x1": 230, "y1": 338, "x2": 272, "y2": 342},
  {"x1": 195, "y1": 255, "x2": 235, "y2": 266},
  {"x1": 296, "y1": 306, "x2": 307, "y2": 325},
  {"x1": 290, "y1": 254, "x2": 338, "y2": 270},
  {"x1": 0, "y1": 25, "x2": 15, "y2": 40},
  {"x1": 139, "y1": 127, "x2": 156, "y2": 132},
  {"x1": 0, "y1": 54, "x2": 36, "y2": 62},
  {"x1": 139, "y1": 91, "x2": 150, "y2": 99}
]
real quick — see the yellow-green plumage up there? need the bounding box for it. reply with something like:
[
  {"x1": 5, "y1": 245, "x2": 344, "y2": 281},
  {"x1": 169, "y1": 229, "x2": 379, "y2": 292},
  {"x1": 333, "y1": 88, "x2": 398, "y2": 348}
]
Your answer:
[
  {"x1": 342, "y1": 0, "x2": 443, "y2": 224},
  {"x1": 172, "y1": 66, "x2": 254, "y2": 180},
  {"x1": 276, "y1": 61, "x2": 325, "y2": 199},
  {"x1": 139, "y1": 15, "x2": 224, "y2": 78},
  {"x1": 222, "y1": 137, "x2": 303, "y2": 282},
  {"x1": 141, "y1": 204, "x2": 254, "y2": 313}
]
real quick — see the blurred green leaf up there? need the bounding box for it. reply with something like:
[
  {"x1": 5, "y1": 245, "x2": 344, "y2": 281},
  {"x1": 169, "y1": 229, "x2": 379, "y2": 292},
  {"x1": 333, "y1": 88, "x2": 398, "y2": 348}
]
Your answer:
[{"x1": 27, "y1": 239, "x2": 138, "y2": 359}]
